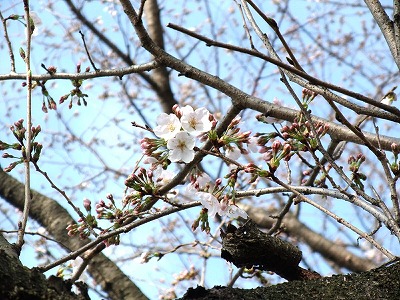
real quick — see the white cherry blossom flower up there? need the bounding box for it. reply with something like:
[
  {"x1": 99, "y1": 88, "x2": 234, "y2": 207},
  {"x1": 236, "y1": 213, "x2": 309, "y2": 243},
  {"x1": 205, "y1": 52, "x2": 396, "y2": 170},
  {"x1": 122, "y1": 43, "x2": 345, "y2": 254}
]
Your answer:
[
  {"x1": 154, "y1": 113, "x2": 181, "y2": 140},
  {"x1": 185, "y1": 183, "x2": 198, "y2": 196},
  {"x1": 247, "y1": 136, "x2": 259, "y2": 153},
  {"x1": 226, "y1": 146, "x2": 241, "y2": 160},
  {"x1": 26, "y1": 12, "x2": 42, "y2": 37},
  {"x1": 180, "y1": 105, "x2": 213, "y2": 135},
  {"x1": 167, "y1": 131, "x2": 195, "y2": 163},
  {"x1": 157, "y1": 169, "x2": 176, "y2": 186},
  {"x1": 196, "y1": 192, "x2": 220, "y2": 217},
  {"x1": 224, "y1": 205, "x2": 248, "y2": 219},
  {"x1": 196, "y1": 172, "x2": 212, "y2": 188}
]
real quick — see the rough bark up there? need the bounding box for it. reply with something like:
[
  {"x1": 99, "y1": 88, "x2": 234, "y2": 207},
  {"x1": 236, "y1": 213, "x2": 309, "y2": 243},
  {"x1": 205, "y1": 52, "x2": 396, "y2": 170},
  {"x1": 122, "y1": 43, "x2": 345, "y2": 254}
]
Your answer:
[
  {"x1": 0, "y1": 168, "x2": 148, "y2": 300},
  {"x1": 0, "y1": 235, "x2": 88, "y2": 300},
  {"x1": 242, "y1": 204, "x2": 377, "y2": 272},
  {"x1": 178, "y1": 261, "x2": 400, "y2": 300},
  {"x1": 220, "y1": 220, "x2": 321, "y2": 281}
]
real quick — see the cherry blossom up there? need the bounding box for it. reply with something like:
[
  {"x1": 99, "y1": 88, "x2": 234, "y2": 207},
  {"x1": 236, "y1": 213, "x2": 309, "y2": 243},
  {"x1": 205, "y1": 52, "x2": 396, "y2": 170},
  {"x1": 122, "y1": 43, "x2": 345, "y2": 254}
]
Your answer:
[
  {"x1": 225, "y1": 146, "x2": 241, "y2": 160},
  {"x1": 180, "y1": 105, "x2": 213, "y2": 135},
  {"x1": 157, "y1": 169, "x2": 176, "y2": 186},
  {"x1": 247, "y1": 136, "x2": 259, "y2": 153},
  {"x1": 153, "y1": 113, "x2": 181, "y2": 140},
  {"x1": 222, "y1": 204, "x2": 248, "y2": 219},
  {"x1": 196, "y1": 192, "x2": 220, "y2": 217},
  {"x1": 196, "y1": 172, "x2": 212, "y2": 188},
  {"x1": 167, "y1": 131, "x2": 195, "y2": 163}
]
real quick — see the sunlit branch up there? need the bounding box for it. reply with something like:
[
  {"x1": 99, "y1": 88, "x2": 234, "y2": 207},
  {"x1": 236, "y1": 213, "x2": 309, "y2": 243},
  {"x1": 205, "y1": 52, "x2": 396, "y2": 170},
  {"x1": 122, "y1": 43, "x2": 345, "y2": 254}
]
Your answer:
[
  {"x1": 37, "y1": 201, "x2": 200, "y2": 272},
  {"x1": 0, "y1": 61, "x2": 160, "y2": 81},
  {"x1": 271, "y1": 175, "x2": 396, "y2": 260},
  {"x1": 17, "y1": 0, "x2": 32, "y2": 250}
]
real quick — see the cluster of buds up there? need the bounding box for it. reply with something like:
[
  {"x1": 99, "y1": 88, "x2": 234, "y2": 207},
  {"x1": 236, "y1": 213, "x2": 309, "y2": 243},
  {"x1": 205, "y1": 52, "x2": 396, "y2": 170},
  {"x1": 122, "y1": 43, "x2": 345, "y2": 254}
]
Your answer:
[
  {"x1": 125, "y1": 167, "x2": 156, "y2": 197},
  {"x1": 38, "y1": 81, "x2": 57, "y2": 113},
  {"x1": 261, "y1": 140, "x2": 292, "y2": 173},
  {"x1": 140, "y1": 137, "x2": 169, "y2": 167},
  {"x1": 253, "y1": 131, "x2": 279, "y2": 147},
  {"x1": 243, "y1": 162, "x2": 270, "y2": 183},
  {"x1": 301, "y1": 88, "x2": 318, "y2": 108},
  {"x1": 211, "y1": 116, "x2": 256, "y2": 156},
  {"x1": 1, "y1": 120, "x2": 43, "y2": 172},
  {"x1": 66, "y1": 199, "x2": 97, "y2": 239},
  {"x1": 191, "y1": 207, "x2": 212, "y2": 233},
  {"x1": 280, "y1": 119, "x2": 329, "y2": 151},
  {"x1": 348, "y1": 153, "x2": 367, "y2": 190},
  {"x1": 59, "y1": 63, "x2": 90, "y2": 109},
  {"x1": 95, "y1": 195, "x2": 122, "y2": 246},
  {"x1": 390, "y1": 143, "x2": 400, "y2": 176},
  {"x1": 95, "y1": 194, "x2": 127, "y2": 225}
]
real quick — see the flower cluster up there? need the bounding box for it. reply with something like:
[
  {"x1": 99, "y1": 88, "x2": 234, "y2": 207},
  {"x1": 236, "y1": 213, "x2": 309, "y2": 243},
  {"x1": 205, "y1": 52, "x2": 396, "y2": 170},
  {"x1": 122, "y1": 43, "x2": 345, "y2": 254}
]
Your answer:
[
  {"x1": 390, "y1": 143, "x2": 400, "y2": 175},
  {"x1": 66, "y1": 196, "x2": 125, "y2": 246},
  {"x1": 280, "y1": 119, "x2": 329, "y2": 151},
  {"x1": 196, "y1": 192, "x2": 247, "y2": 219},
  {"x1": 260, "y1": 140, "x2": 292, "y2": 173},
  {"x1": 301, "y1": 88, "x2": 318, "y2": 108},
  {"x1": 186, "y1": 172, "x2": 248, "y2": 233},
  {"x1": 209, "y1": 116, "x2": 259, "y2": 161},
  {"x1": 66, "y1": 199, "x2": 98, "y2": 240},
  {"x1": 348, "y1": 153, "x2": 367, "y2": 191},
  {"x1": 59, "y1": 63, "x2": 90, "y2": 109},
  {"x1": 150, "y1": 104, "x2": 214, "y2": 163},
  {"x1": 0, "y1": 119, "x2": 43, "y2": 172}
]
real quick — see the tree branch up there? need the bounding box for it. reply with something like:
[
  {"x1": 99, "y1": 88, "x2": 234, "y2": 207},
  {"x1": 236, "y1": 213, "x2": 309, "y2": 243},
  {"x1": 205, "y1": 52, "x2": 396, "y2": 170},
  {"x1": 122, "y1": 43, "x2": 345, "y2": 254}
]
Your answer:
[
  {"x1": 364, "y1": 0, "x2": 400, "y2": 69},
  {"x1": 0, "y1": 168, "x2": 148, "y2": 300}
]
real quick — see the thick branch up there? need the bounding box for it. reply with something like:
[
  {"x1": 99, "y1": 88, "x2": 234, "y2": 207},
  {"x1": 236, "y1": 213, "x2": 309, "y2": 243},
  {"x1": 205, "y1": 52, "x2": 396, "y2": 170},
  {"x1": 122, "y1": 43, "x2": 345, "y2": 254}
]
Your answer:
[
  {"x1": 242, "y1": 205, "x2": 377, "y2": 272},
  {"x1": 0, "y1": 242, "x2": 88, "y2": 300},
  {"x1": 364, "y1": 0, "x2": 400, "y2": 69},
  {"x1": 143, "y1": 0, "x2": 177, "y2": 113},
  {"x1": 220, "y1": 220, "x2": 321, "y2": 281},
  {"x1": 178, "y1": 261, "x2": 400, "y2": 300}
]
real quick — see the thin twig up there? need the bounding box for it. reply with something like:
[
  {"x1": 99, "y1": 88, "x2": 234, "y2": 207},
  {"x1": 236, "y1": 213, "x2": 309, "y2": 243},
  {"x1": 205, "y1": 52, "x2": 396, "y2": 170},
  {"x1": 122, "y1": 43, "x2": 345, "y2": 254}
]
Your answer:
[
  {"x1": 244, "y1": 0, "x2": 304, "y2": 71},
  {"x1": 37, "y1": 201, "x2": 200, "y2": 272},
  {"x1": 79, "y1": 30, "x2": 99, "y2": 72},
  {"x1": 32, "y1": 161, "x2": 98, "y2": 238},
  {"x1": 17, "y1": 0, "x2": 32, "y2": 250},
  {"x1": 227, "y1": 267, "x2": 244, "y2": 287},
  {"x1": 271, "y1": 175, "x2": 396, "y2": 260},
  {"x1": 0, "y1": 11, "x2": 16, "y2": 73},
  {"x1": 0, "y1": 61, "x2": 159, "y2": 81}
]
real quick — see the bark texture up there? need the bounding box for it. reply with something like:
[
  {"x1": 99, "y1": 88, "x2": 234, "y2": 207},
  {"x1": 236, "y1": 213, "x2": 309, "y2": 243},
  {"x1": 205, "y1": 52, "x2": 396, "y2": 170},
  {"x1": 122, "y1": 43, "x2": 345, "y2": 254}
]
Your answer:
[
  {"x1": 221, "y1": 220, "x2": 321, "y2": 281},
  {"x1": 179, "y1": 261, "x2": 400, "y2": 300},
  {"x1": 0, "y1": 241, "x2": 88, "y2": 300},
  {"x1": 242, "y1": 204, "x2": 377, "y2": 272}
]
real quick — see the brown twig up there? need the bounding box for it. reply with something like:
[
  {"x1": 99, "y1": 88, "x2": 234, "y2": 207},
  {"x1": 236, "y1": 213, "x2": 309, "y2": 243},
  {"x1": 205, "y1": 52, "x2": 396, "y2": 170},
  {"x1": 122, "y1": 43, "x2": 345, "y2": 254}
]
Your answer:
[{"x1": 79, "y1": 30, "x2": 100, "y2": 72}]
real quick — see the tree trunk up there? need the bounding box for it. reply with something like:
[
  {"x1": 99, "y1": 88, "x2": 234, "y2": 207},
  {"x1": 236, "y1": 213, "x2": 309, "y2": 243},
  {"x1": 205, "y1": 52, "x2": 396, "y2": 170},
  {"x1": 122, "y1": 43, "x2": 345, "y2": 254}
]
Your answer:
[{"x1": 179, "y1": 261, "x2": 400, "y2": 300}]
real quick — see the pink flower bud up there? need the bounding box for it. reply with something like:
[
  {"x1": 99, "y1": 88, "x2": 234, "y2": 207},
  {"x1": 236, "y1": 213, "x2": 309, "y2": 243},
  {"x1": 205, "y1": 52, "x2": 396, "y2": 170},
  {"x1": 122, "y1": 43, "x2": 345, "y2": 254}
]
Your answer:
[
  {"x1": 271, "y1": 140, "x2": 282, "y2": 153},
  {"x1": 83, "y1": 198, "x2": 91, "y2": 211}
]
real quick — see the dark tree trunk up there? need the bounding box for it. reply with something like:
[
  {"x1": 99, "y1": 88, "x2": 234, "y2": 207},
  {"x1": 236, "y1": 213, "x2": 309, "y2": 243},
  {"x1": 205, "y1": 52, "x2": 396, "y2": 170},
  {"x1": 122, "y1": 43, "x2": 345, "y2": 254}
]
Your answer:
[{"x1": 179, "y1": 261, "x2": 400, "y2": 300}]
